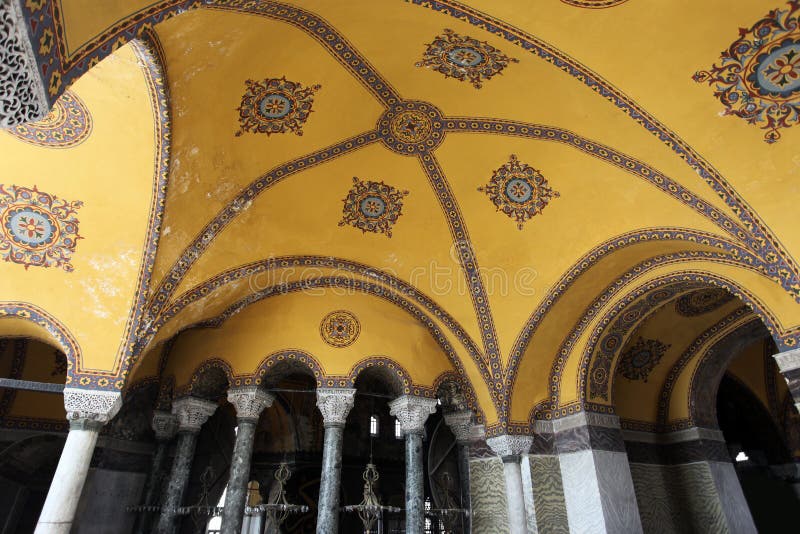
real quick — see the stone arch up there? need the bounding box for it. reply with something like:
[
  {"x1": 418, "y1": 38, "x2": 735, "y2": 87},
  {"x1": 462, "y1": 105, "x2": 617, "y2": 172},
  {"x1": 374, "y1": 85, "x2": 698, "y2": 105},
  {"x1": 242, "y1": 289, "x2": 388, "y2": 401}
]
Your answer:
[
  {"x1": 254, "y1": 349, "x2": 323, "y2": 388},
  {"x1": 0, "y1": 302, "x2": 80, "y2": 383},
  {"x1": 175, "y1": 358, "x2": 233, "y2": 400},
  {"x1": 349, "y1": 356, "x2": 414, "y2": 398},
  {"x1": 581, "y1": 270, "x2": 791, "y2": 412}
]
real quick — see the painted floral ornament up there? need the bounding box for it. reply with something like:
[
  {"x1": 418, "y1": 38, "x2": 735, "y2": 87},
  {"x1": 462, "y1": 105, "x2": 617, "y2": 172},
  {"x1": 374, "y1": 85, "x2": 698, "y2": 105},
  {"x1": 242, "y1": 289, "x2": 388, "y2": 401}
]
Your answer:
[
  {"x1": 339, "y1": 177, "x2": 409, "y2": 238},
  {"x1": 0, "y1": 184, "x2": 83, "y2": 271},
  {"x1": 693, "y1": 1, "x2": 800, "y2": 143},
  {"x1": 479, "y1": 155, "x2": 559, "y2": 229},
  {"x1": 236, "y1": 77, "x2": 321, "y2": 136},
  {"x1": 416, "y1": 29, "x2": 518, "y2": 88}
]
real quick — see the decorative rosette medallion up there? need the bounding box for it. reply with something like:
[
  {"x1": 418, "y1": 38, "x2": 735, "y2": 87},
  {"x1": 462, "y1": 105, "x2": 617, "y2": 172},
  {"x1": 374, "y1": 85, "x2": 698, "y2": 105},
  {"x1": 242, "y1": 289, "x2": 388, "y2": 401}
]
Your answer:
[
  {"x1": 478, "y1": 155, "x2": 559, "y2": 229},
  {"x1": 236, "y1": 77, "x2": 321, "y2": 136},
  {"x1": 7, "y1": 90, "x2": 92, "y2": 148},
  {"x1": 617, "y1": 337, "x2": 670, "y2": 382},
  {"x1": 320, "y1": 310, "x2": 361, "y2": 348},
  {"x1": 377, "y1": 100, "x2": 445, "y2": 155},
  {"x1": 693, "y1": 2, "x2": 800, "y2": 143},
  {"x1": 416, "y1": 29, "x2": 518, "y2": 88},
  {"x1": 0, "y1": 184, "x2": 82, "y2": 271},
  {"x1": 339, "y1": 177, "x2": 409, "y2": 238}
]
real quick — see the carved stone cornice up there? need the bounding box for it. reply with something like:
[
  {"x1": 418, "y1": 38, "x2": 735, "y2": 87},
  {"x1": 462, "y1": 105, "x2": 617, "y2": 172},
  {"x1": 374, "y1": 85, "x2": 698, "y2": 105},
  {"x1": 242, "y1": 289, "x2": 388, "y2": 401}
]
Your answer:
[
  {"x1": 486, "y1": 434, "x2": 533, "y2": 460},
  {"x1": 316, "y1": 388, "x2": 356, "y2": 426},
  {"x1": 172, "y1": 397, "x2": 218, "y2": 433},
  {"x1": 0, "y1": 0, "x2": 50, "y2": 127},
  {"x1": 63, "y1": 388, "x2": 122, "y2": 428},
  {"x1": 389, "y1": 395, "x2": 438, "y2": 434},
  {"x1": 151, "y1": 410, "x2": 178, "y2": 441},
  {"x1": 443, "y1": 409, "x2": 475, "y2": 443},
  {"x1": 227, "y1": 386, "x2": 275, "y2": 421}
]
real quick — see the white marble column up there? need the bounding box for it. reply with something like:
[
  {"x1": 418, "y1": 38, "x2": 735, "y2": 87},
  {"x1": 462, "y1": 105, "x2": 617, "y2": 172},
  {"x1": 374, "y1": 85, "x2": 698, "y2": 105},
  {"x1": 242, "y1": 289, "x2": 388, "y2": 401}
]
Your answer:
[
  {"x1": 389, "y1": 395, "x2": 438, "y2": 534},
  {"x1": 487, "y1": 434, "x2": 534, "y2": 534},
  {"x1": 155, "y1": 397, "x2": 218, "y2": 534},
  {"x1": 34, "y1": 388, "x2": 122, "y2": 534},
  {"x1": 774, "y1": 347, "x2": 800, "y2": 411},
  {"x1": 221, "y1": 387, "x2": 275, "y2": 534},
  {"x1": 315, "y1": 388, "x2": 356, "y2": 534},
  {"x1": 443, "y1": 409, "x2": 476, "y2": 532}
]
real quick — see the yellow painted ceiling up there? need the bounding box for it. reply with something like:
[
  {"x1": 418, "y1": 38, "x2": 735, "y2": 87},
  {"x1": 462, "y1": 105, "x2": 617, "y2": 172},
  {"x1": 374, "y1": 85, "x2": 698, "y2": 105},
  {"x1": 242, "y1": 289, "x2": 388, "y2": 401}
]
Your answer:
[{"x1": 3, "y1": 0, "x2": 800, "y2": 427}]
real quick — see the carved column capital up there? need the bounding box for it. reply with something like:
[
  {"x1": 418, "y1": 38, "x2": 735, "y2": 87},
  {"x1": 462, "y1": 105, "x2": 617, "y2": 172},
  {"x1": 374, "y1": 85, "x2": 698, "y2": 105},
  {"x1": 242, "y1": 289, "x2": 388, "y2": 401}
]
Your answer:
[
  {"x1": 443, "y1": 409, "x2": 475, "y2": 444},
  {"x1": 0, "y1": 0, "x2": 50, "y2": 127},
  {"x1": 389, "y1": 395, "x2": 438, "y2": 435},
  {"x1": 151, "y1": 410, "x2": 178, "y2": 441},
  {"x1": 63, "y1": 388, "x2": 122, "y2": 430},
  {"x1": 316, "y1": 388, "x2": 356, "y2": 427},
  {"x1": 172, "y1": 396, "x2": 218, "y2": 433},
  {"x1": 774, "y1": 348, "x2": 800, "y2": 412},
  {"x1": 486, "y1": 434, "x2": 533, "y2": 461},
  {"x1": 227, "y1": 386, "x2": 275, "y2": 422}
]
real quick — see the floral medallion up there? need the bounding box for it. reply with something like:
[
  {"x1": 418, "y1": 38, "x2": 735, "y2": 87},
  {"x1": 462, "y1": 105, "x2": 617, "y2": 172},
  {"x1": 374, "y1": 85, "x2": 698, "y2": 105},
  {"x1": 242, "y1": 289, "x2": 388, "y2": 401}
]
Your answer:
[
  {"x1": 339, "y1": 177, "x2": 408, "y2": 238},
  {"x1": 617, "y1": 337, "x2": 670, "y2": 382},
  {"x1": 235, "y1": 77, "x2": 321, "y2": 136},
  {"x1": 693, "y1": 2, "x2": 800, "y2": 143},
  {"x1": 675, "y1": 288, "x2": 734, "y2": 317},
  {"x1": 0, "y1": 184, "x2": 82, "y2": 271},
  {"x1": 377, "y1": 100, "x2": 445, "y2": 155},
  {"x1": 416, "y1": 29, "x2": 518, "y2": 89},
  {"x1": 7, "y1": 90, "x2": 92, "y2": 148},
  {"x1": 478, "y1": 155, "x2": 559, "y2": 229},
  {"x1": 320, "y1": 310, "x2": 360, "y2": 348}
]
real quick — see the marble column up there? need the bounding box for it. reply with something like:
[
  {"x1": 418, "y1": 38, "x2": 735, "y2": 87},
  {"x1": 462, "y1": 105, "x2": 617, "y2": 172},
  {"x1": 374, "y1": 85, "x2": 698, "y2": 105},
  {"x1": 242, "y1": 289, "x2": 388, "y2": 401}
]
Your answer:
[
  {"x1": 155, "y1": 397, "x2": 218, "y2": 534},
  {"x1": 443, "y1": 409, "x2": 477, "y2": 532},
  {"x1": 221, "y1": 387, "x2": 275, "y2": 534},
  {"x1": 34, "y1": 388, "x2": 122, "y2": 534},
  {"x1": 132, "y1": 411, "x2": 178, "y2": 534},
  {"x1": 389, "y1": 395, "x2": 438, "y2": 534},
  {"x1": 624, "y1": 426, "x2": 756, "y2": 534},
  {"x1": 487, "y1": 434, "x2": 534, "y2": 534},
  {"x1": 555, "y1": 412, "x2": 642, "y2": 534},
  {"x1": 774, "y1": 347, "x2": 800, "y2": 411},
  {"x1": 315, "y1": 388, "x2": 356, "y2": 534}
]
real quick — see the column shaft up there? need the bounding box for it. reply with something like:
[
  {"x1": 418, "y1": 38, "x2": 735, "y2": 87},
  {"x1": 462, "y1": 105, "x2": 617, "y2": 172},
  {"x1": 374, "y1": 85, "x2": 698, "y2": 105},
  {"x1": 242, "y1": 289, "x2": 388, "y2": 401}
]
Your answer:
[
  {"x1": 155, "y1": 431, "x2": 199, "y2": 534},
  {"x1": 132, "y1": 440, "x2": 170, "y2": 534},
  {"x1": 502, "y1": 457, "x2": 528, "y2": 534},
  {"x1": 317, "y1": 424, "x2": 345, "y2": 534},
  {"x1": 221, "y1": 419, "x2": 258, "y2": 534},
  {"x1": 456, "y1": 443, "x2": 472, "y2": 533},
  {"x1": 405, "y1": 431, "x2": 425, "y2": 534},
  {"x1": 34, "y1": 422, "x2": 101, "y2": 534}
]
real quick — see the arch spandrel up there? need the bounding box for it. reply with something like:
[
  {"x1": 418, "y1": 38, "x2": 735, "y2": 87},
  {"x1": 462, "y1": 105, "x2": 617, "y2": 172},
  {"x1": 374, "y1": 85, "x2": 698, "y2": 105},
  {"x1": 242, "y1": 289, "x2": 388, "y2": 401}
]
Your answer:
[{"x1": 0, "y1": 42, "x2": 164, "y2": 380}]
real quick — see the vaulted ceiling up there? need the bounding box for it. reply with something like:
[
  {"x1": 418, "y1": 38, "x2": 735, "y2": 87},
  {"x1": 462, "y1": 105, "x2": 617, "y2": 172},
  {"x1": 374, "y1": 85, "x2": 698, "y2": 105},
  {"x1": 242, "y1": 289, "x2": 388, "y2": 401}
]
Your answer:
[{"x1": 1, "y1": 0, "x2": 799, "y2": 431}]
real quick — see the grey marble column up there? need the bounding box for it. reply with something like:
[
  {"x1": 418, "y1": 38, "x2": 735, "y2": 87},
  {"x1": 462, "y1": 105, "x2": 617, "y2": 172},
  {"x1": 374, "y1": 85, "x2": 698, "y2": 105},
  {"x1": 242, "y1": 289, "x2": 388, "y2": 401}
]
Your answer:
[
  {"x1": 132, "y1": 411, "x2": 178, "y2": 534},
  {"x1": 443, "y1": 409, "x2": 477, "y2": 532},
  {"x1": 774, "y1": 347, "x2": 800, "y2": 411},
  {"x1": 221, "y1": 387, "x2": 275, "y2": 534},
  {"x1": 315, "y1": 388, "x2": 356, "y2": 534},
  {"x1": 555, "y1": 412, "x2": 642, "y2": 534},
  {"x1": 155, "y1": 397, "x2": 218, "y2": 534},
  {"x1": 487, "y1": 434, "x2": 534, "y2": 534},
  {"x1": 389, "y1": 395, "x2": 438, "y2": 534},
  {"x1": 34, "y1": 389, "x2": 122, "y2": 534}
]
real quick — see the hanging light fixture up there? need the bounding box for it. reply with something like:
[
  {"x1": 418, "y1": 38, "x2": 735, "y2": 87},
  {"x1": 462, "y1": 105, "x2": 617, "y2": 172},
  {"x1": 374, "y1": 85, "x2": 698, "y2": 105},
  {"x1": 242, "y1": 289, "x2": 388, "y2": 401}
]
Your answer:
[
  {"x1": 249, "y1": 461, "x2": 309, "y2": 526},
  {"x1": 343, "y1": 461, "x2": 401, "y2": 532}
]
